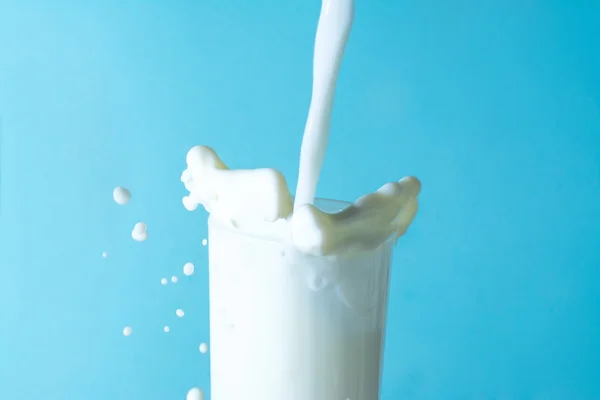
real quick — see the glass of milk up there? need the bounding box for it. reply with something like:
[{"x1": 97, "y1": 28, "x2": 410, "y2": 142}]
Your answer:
[{"x1": 207, "y1": 199, "x2": 394, "y2": 400}]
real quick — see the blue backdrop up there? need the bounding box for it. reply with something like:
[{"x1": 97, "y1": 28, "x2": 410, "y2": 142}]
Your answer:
[{"x1": 1, "y1": 0, "x2": 599, "y2": 399}]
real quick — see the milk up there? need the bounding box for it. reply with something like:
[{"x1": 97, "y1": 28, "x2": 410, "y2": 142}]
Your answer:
[
  {"x1": 180, "y1": 0, "x2": 422, "y2": 398},
  {"x1": 294, "y1": 0, "x2": 355, "y2": 208},
  {"x1": 208, "y1": 199, "x2": 393, "y2": 400}
]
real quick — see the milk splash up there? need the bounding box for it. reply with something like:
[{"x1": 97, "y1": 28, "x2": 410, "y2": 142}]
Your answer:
[{"x1": 181, "y1": 0, "x2": 420, "y2": 256}]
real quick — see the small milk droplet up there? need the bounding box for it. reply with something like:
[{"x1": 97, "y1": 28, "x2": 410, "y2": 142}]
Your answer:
[
  {"x1": 133, "y1": 222, "x2": 147, "y2": 234},
  {"x1": 123, "y1": 326, "x2": 132, "y2": 337},
  {"x1": 171, "y1": 276, "x2": 178, "y2": 283},
  {"x1": 176, "y1": 309, "x2": 184, "y2": 317},
  {"x1": 183, "y1": 262, "x2": 195, "y2": 276},
  {"x1": 102, "y1": 251, "x2": 108, "y2": 258},
  {"x1": 199, "y1": 343, "x2": 208, "y2": 354},
  {"x1": 186, "y1": 387, "x2": 204, "y2": 400},
  {"x1": 131, "y1": 230, "x2": 148, "y2": 242},
  {"x1": 164, "y1": 326, "x2": 170, "y2": 333},
  {"x1": 113, "y1": 186, "x2": 131, "y2": 205},
  {"x1": 202, "y1": 238, "x2": 208, "y2": 246},
  {"x1": 161, "y1": 278, "x2": 168, "y2": 285}
]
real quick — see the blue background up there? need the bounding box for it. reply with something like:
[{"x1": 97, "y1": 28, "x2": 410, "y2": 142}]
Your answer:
[{"x1": 1, "y1": 0, "x2": 599, "y2": 399}]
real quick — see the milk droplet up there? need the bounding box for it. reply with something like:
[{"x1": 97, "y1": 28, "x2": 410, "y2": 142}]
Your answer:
[
  {"x1": 102, "y1": 251, "x2": 108, "y2": 258},
  {"x1": 202, "y1": 238, "x2": 208, "y2": 246},
  {"x1": 133, "y1": 222, "x2": 147, "y2": 234},
  {"x1": 199, "y1": 343, "x2": 208, "y2": 354},
  {"x1": 186, "y1": 388, "x2": 204, "y2": 400},
  {"x1": 113, "y1": 186, "x2": 131, "y2": 205},
  {"x1": 164, "y1": 326, "x2": 170, "y2": 333},
  {"x1": 161, "y1": 278, "x2": 168, "y2": 285},
  {"x1": 176, "y1": 309, "x2": 184, "y2": 317},
  {"x1": 171, "y1": 276, "x2": 178, "y2": 283},
  {"x1": 183, "y1": 262, "x2": 195, "y2": 276},
  {"x1": 132, "y1": 222, "x2": 148, "y2": 242},
  {"x1": 123, "y1": 326, "x2": 132, "y2": 337},
  {"x1": 131, "y1": 230, "x2": 148, "y2": 242}
]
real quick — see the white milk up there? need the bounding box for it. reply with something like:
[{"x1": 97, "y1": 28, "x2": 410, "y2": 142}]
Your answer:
[
  {"x1": 181, "y1": 0, "x2": 422, "y2": 398},
  {"x1": 184, "y1": 146, "x2": 420, "y2": 255},
  {"x1": 208, "y1": 200, "x2": 392, "y2": 400},
  {"x1": 113, "y1": 186, "x2": 131, "y2": 205},
  {"x1": 294, "y1": 0, "x2": 355, "y2": 208}
]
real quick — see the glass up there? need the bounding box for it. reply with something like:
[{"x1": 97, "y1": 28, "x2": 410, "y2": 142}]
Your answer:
[{"x1": 207, "y1": 198, "x2": 394, "y2": 400}]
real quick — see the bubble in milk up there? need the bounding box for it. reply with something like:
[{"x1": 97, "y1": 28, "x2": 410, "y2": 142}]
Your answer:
[
  {"x1": 113, "y1": 186, "x2": 131, "y2": 205},
  {"x1": 176, "y1": 309, "x2": 185, "y2": 317},
  {"x1": 202, "y1": 238, "x2": 208, "y2": 246},
  {"x1": 122, "y1": 326, "x2": 132, "y2": 336},
  {"x1": 161, "y1": 278, "x2": 168, "y2": 285},
  {"x1": 164, "y1": 326, "x2": 170, "y2": 333},
  {"x1": 186, "y1": 387, "x2": 204, "y2": 400},
  {"x1": 183, "y1": 262, "x2": 195, "y2": 276},
  {"x1": 199, "y1": 342, "x2": 208, "y2": 354},
  {"x1": 171, "y1": 276, "x2": 178, "y2": 283}
]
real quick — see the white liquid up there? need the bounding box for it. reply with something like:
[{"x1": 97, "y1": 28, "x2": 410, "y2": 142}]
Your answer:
[
  {"x1": 176, "y1": 309, "x2": 184, "y2": 318},
  {"x1": 183, "y1": 262, "x2": 195, "y2": 276},
  {"x1": 102, "y1": 251, "x2": 108, "y2": 258},
  {"x1": 161, "y1": 278, "x2": 168, "y2": 285},
  {"x1": 182, "y1": 146, "x2": 293, "y2": 227},
  {"x1": 171, "y1": 276, "x2": 178, "y2": 283},
  {"x1": 294, "y1": 0, "x2": 355, "y2": 208},
  {"x1": 208, "y1": 216, "x2": 391, "y2": 400},
  {"x1": 164, "y1": 326, "x2": 170, "y2": 333},
  {"x1": 183, "y1": 146, "x2": 420, "y2": 255},
  {"x1": 201, "y1": 239, "x2": 208, "y2": 246},
  {"x1": 181, "y1": 1, "x2": 422, "y2": 399},
  {"x1": 186, "y1": 388, "x2": 204, "y2": 400},
  {"x1": 292, "y1": 177, "x2": 420, "y2": 256},
  {"x1": 113, "y1": 186, "x2": 131, "y2": 205},
  {"x1": 122, "y1": 326, "x2": 132, "y2": 337},
  {"x1": 132, "y1": 222, "x2": 148, "y2": 242},
  {"x1": 199, "y1": 342, "x2": 208, "y2": 354}
]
